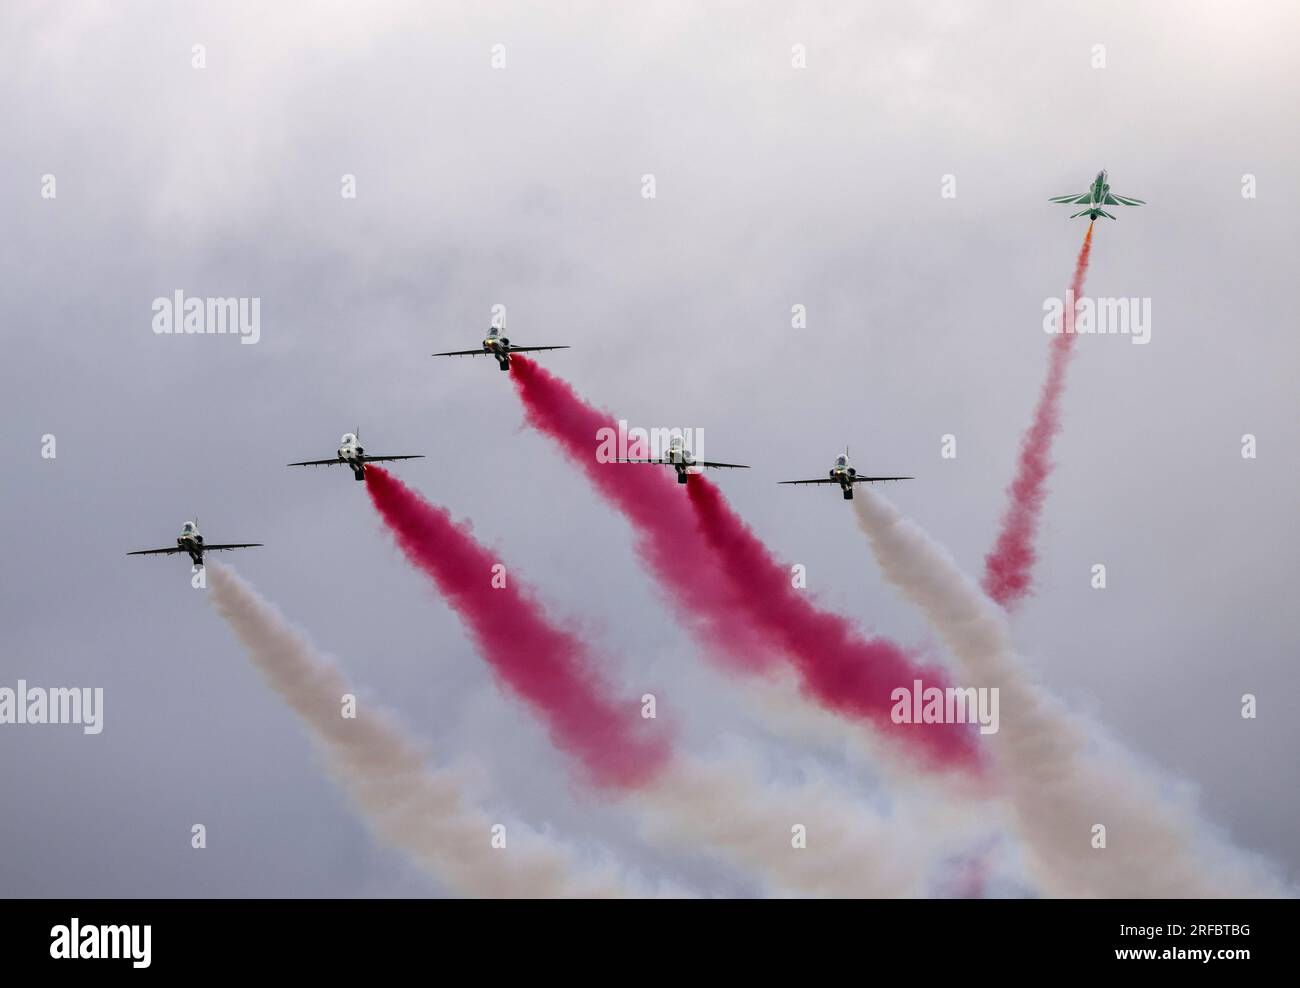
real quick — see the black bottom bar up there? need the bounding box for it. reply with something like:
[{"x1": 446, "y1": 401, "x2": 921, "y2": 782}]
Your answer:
[{"x1": 0, "y1": 898, "x2": 1292, "y2": 974}]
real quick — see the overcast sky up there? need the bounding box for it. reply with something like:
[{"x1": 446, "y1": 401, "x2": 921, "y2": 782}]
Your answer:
[{"x1": 2, "y1": 0, "x2": 1296, "y2": 896}]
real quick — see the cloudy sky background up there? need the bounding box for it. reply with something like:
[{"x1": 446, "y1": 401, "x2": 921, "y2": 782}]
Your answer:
[{"x1": 2, "y1": 0, "x2": 1296, "y2": 896}]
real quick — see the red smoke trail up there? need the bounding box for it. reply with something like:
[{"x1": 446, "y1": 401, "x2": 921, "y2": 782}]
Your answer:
[
  {"x1": 510, "y1": 358, "x2": 979, "y2": 771},
  {"x1": 687, "y1": 475, "x2": 982, "y2": 770},
  {"x1": 982, "y1": 222, "x2": 1094, "y2": 610},
  {"x1": 509, "y1": 356, "x2": 777, "y2": 669},
  {"x1": 365, "y1": 466, "x2": 671, "y2": 790}
]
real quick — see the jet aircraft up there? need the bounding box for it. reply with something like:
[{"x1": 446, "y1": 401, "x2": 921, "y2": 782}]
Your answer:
[
  {"x1": 433, "y1": 322, "x2": 569, "y2": 372},
  {"x1": 288, "y1": 431, "x2": 424, "y2": 481},
  {"x1": 128, "y1": 520, "x2": 261, "y2": 567},
  {"x1": 617, "y1": 436, "x2": 749, "y2": 485},
  {"x1": 779, "y1": 449, "x2": 911, "y2": 500},
  {"x1": 1049, "y1": 169, "x2": 1145, "y2": 220}
]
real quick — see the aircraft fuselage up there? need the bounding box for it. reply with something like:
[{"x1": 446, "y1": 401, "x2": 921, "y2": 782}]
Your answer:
[
  {"x1": 483, "y1": 332, "x2": 513, "y2": 370},
  {"x1": 176, "y1": 529, "x2": 205, "y2": 566},
  {"x1": 1079, "y1": 170, "x2": 1111, "y2": 219},
  {"x1": 1090, "y1": 170, "x2": 1108, "y2": 203},
  {"x1": 829, "y1": 459, "x2": 858, "y2": 498},
  {"x1": 337, "y1": 436, "x2": 368, "y2": 480},
  {"x1": 666, "y1": 443, "x2": 696, "y2": 483}
]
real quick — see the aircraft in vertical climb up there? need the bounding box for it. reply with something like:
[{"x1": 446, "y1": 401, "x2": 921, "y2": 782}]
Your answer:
[{"x1": 1049, "y1": 169, "x2": 1145, "y2": 220}]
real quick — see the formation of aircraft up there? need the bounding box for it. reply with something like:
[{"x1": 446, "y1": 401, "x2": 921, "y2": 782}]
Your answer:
[
  {"x1": 616, "y1": 435, "x2": 749, "y2": 484},
  {"x1": 1049, "y1": 169, "x2": 1145, "y2": 221},
  {"x1": 433, "y1": 323, "x2": 569, "y2": 372},
  {"x1": 288, "y1": 431, "x2": 424, "y2": 482},
  {"x1": 131, "y1": 173, "x2": 1139, "y2": 559},
  {"x1": 128, "y1": 520, "x2": 260, "y2": 568},
  {"x1": 779, "y1": 449, "x2": 912, "y2": 500}
]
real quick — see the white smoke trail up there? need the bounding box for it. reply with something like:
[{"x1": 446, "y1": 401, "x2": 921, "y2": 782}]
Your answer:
[
  {"x1": 735, "y1": 674, "x2": 1018, "y2": 889},
  {"x1": 208, "y1": 562, "x2": 942, "y2": 897},
  {"x1": 206, "y1": 562, "x2": 643, "y2": 898},
  {"x1": 850, "y1": 491, "x2": 1284, "y2": 897},
  {"x1": 635, "y1": 753, "x2": 936, "y2": 897}
]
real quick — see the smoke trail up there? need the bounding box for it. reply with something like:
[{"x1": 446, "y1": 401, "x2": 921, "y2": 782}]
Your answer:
[
  {"x1": 687, "y1": 474, "x2": 983, "y2": 771},
  {"x1": 205, "y1": 561, "x2": 632, "y2": 897},
  {"x1": 983, "y1": 223, "x2": 1094, "y2": 610},
  {"x1": 509, "y1": 356, "x2": 776, "y2": 668},
  {"x1": 365, "y1": 466, "x2": 671, "y2": 791},
  {"x1": 510, "y1": 357, "x2": 980, "y2": 771},
  {"x1": 851, "y1": 490, "x2": 1284, "y2": 897},
  {"x1": 365, "y1": 468, "x2": 954, "y2": 895},
  {"x1": 635, "y1": 755, "x2": 941, "y2": 897}
]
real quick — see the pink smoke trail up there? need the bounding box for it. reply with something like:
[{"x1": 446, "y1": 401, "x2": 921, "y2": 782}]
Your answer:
[
  {"x1": 206, "y1": 561, "x2": 635, "y2": 897},
  {"x1": 366, "y1": 466, "x2": 671, "y2": 791},
  {"x1": 511, "y1": 357, "x2": 981, "y2": 772},
  {"x1": 982, "y1": 222, "x2": 1094, "y2": 609},
  {"x1": 852, "y1": 485, "x2": 1286, "y2": 897},
  {"x1": 365, "y1": 467, "x2": 942, "y2": 895},
  {"x1": 687, "y1": 474, "x2": 983, "y2": 771},
  {"x1": 509, "y1": 356, "x2": 776, "y2": 668}
]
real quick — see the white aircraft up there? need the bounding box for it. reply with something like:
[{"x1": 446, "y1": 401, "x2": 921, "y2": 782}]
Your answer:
[
  {"x1": 288, "y1": 431, "x2": 424, "y2": 481},
  {"x1": 779, "y1": 449, "x2": 912, "y2": 500},
  {"x1": 433, "y1": 322, "x2": 569, "y2": 372},
  {"x1": 128, "y1": 519, "x2": 261, "y2": 567},
  {"x1": 617, "y1": 436, "x2": 749, "y2": 485}
]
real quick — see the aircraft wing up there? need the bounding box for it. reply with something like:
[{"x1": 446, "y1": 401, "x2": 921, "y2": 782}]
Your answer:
[
  {"x1": 287, "y1": 458, "x2": 344, "y2": 467},
  {"x1": 1049, "y1": 193, "x2": 1091, "y2": 203},
  {"x1": 1108, "y1": 193, "x2": 1145, "y2": 206},
  {"x1": 432, "y1": 349, "x2": 489, "y2": 357},
  {"x1": 851, "y1": 475, "x2": 913, "y2": 483},
  {"x1": 360, "y1": 455, "x2": 425, "y2": 463},
  {"x1": 203, "y1": 543, "x2": 263, "y2": 552},
  {"x1": 127, "y1": 547, "x2": 185, "y2": 556},
  {"x1": 617, "y1": 458, "x2": 749, "y2": 469},
  {"x1": 507, "y1": 345, "x2": 571, "y2": 353},
  {"x1": 778, "y1": 478, "x2": 839, "y2": 485}
]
